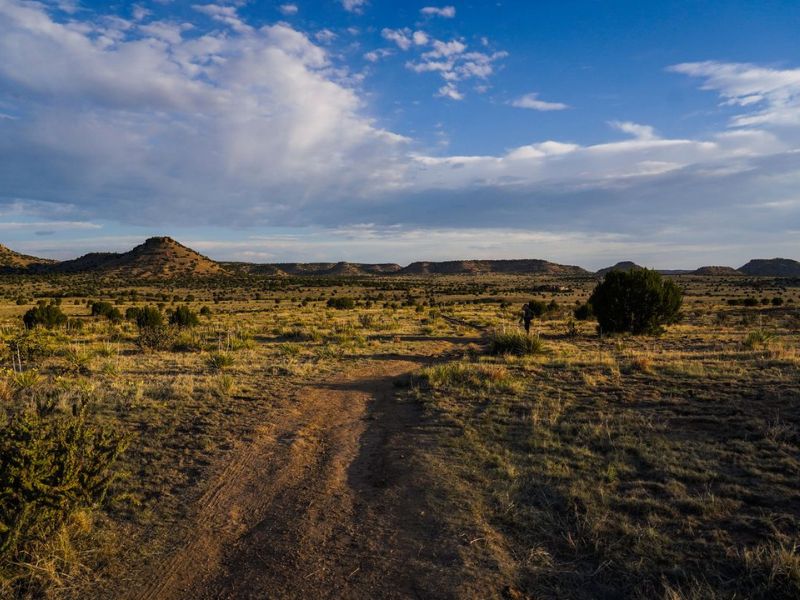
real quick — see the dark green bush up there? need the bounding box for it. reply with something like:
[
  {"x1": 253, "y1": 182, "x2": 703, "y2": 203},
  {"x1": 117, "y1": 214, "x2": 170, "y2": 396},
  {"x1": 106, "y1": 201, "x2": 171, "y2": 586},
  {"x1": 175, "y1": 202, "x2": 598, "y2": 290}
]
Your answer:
[
  {"x1": 22, "y1": 303, "x2": 67, "y2": 330},
  {"x1": 0, "y1": 411, "x2": 126, "y2": 564},
  {"x1": 90, "y1": 301, "x2": 113, "y2": 317},
  {"x1": 527, "y1": 300, "x2": 547, "y2": 317},
  {"x1": 169, "y1": 305, "x2": 199, "y2": 328},
  {"x1": 327, "y1": 297, "x2": 356, "y2": 310},
  {"x1": 199, "y1": 306, "x2": 211, "y2": 316},
  {"x1": 574, "y1": 302, "x2": 594, "y2": 321},
  {"x1": 743, "y1": 298, "x2": 759, "y2": 307},
  {"x1": 134, "y1": 306, "x2": 171, "y2": 350},
  {"x1": 135, "y1": 306, "x2": 163, "y2": 330},
  {"x1": 589, "y1": 269, "x2": 682, "y2": 335}
]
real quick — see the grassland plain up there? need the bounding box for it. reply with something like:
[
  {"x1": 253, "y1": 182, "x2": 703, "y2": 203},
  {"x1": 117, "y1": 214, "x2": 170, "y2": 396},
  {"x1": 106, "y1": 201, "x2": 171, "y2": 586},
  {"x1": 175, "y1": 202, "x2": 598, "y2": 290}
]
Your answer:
[{"x1": 0, "y1": 272, "x2": 798, "y2": 599}]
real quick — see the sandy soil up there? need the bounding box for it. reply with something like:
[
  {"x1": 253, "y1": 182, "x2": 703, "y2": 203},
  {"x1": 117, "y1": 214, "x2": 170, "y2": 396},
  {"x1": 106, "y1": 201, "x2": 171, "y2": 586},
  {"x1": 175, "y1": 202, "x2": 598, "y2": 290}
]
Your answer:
[{"x1": 127, "y1": 341, "x2": 476, "y2": 599}]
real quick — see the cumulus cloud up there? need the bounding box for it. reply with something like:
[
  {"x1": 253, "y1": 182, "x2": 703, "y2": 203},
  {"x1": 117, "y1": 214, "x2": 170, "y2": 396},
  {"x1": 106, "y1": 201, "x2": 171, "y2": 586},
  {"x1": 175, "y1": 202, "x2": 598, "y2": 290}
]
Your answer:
[
  {"x1": 510, "y1": 92, "x2": 569, "y2": 111},
  {"x1": 420, "y1": 6, "x2": 456, "y2": 18},
  {"x1": 0, "y1": 0, "x2": 408, "y2": 226},
  {"x1": 405, "y1": 39, "x2": 507, "y2": 99},
  {"x1": 279, "y1": 4, "x2": 298, "y2": 16},
  {"x1": 0, "y1": 0, "x2": 798, "y2": 265}
]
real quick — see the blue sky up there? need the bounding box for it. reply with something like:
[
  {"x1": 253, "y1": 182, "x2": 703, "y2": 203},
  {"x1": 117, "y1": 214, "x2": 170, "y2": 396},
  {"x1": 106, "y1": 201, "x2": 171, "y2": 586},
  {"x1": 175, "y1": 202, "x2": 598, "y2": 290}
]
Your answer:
[{"x1": 1, "y1": 0, "x2": 799, "y2": 268}]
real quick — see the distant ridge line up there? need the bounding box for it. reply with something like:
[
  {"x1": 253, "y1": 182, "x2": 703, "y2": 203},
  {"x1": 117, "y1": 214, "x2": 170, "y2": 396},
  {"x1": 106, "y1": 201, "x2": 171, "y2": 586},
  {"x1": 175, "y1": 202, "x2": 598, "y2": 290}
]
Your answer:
[{"x1": 2, "y1": 238, "x2": 799, "y2": 278}]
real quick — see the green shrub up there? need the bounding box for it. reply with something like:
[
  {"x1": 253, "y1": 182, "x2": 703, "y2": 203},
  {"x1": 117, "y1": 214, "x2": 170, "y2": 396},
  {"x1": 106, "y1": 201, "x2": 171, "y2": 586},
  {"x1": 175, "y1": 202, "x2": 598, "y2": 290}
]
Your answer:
[
  {"x1": 199, "y1": 306, "x2": 211, "y2": 316},
  {"x1": 487, "y1": 328, "x2": 546, "y2": 355},
  {"x1": 574, "y1": 302, "x2": 594, "y2": 321},
  {"x1": 327, "y1": 297, "x2": 356, "y2": 310},
  {"x1": 0, "y1": 411, "x2": 126, "y2": 565},
  {"x1": 590, "y1": 269, "x2": 682, "y2": 335},
  {"x1": 7, "y1": 330, "x2": 63, "y2": 361},
  {"x1": 169, "y1": 305, "x2": 199, "y2": 328},
  {"x1": 527, "y1": 300, "x2": 547, "y2": 318},
  {"x1": 22, "y1": 303, "x2": 67, "y2": 330},
  {"x1": 135, "y1": 306, "x2": 163, "y2": 330},
  {"x1": 90, "y1": 301, "x2": 121, "y2": 321},
  {"x1": 134, "y1": 306, "x2": 171, "y2": 350}
]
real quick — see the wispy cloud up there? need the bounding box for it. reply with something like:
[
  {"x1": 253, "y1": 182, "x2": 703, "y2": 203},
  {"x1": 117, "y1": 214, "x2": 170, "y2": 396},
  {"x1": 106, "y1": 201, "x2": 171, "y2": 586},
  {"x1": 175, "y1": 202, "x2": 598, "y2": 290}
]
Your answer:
[
  {"x1": 340, "y1": 0, "x2": 367, "y2": 14},
  {"x1": 668, "y1": 61, "x2": 800, "y2": 127},
  {"x1": 510, "y1": 92, "x2": 569, "y2": 111}
]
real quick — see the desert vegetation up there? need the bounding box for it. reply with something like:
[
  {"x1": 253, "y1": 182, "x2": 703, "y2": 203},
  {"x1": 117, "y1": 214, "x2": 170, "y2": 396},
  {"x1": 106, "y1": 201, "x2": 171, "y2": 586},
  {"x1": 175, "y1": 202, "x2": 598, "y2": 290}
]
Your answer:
[{"x1": 0, "y1": 266, "x2": 797, "y2": 598}]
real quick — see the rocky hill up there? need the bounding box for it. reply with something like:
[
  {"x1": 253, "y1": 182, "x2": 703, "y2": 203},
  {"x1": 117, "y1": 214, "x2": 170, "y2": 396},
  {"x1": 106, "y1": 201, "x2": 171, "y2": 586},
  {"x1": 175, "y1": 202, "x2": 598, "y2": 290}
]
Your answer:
[
  {"x1": 0, "y1": 244, "x2": 56, "y2": 270},
  {"x1": 738, "y1": 258, "x2": 800, "y2": 277},
  {"x1": 53, "y1": 237, "x2": 226, "y2": 278},
  {"x1": 596, "y1": 261, "x2": 644, "y2": 276}
]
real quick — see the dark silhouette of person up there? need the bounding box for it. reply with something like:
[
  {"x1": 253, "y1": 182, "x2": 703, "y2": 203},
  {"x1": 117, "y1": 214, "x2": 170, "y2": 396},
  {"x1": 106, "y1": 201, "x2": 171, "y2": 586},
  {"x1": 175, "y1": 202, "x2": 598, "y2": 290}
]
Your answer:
[{"x1": 521, "y1": 302, "x2": 534, "y2": 334}]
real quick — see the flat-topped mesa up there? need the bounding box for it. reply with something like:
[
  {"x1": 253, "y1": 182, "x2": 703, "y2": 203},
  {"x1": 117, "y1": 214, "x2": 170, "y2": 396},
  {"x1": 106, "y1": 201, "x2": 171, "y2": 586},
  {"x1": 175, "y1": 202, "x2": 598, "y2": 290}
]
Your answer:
[
  {"x1": 399, "y1": 259, "x2": 589, "y2": 276},
  {"x1": 693, "y1": 266, "x2": 743, "y2": 276},
  {"x1": 738, "y1": 258, "x2": 800, "y2": 277}
]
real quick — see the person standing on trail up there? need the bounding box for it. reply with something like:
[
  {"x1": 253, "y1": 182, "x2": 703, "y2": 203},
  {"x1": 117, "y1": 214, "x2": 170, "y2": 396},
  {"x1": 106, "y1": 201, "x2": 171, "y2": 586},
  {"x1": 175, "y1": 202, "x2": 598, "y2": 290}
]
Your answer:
[{"x1": 520, "y1": 302, "x2": 534, "y2": 334}]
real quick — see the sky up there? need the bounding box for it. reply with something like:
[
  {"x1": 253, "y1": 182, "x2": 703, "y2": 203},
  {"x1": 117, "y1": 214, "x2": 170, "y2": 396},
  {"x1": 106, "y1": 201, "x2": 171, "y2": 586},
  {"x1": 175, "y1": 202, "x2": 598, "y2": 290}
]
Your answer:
[{"x1": 1, "y1": 0, "x2": 799, "y2": 269}]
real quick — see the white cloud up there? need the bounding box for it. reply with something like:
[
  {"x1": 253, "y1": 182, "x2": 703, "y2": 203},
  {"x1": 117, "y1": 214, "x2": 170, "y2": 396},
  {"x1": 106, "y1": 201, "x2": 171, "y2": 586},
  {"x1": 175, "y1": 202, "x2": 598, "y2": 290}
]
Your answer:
[
  {"x1": 406, "y1": 40, "x2": 506, "y2": 99},
  {"x1": 138, "y1": 20, "x2": 193, "y2": 44},
  {"x1": 364, "y1": 48, "x2": 393, "y2": 63},
  {"x1": 1, "y1": 1, "x2": 799, "y2": 265},
  {"x1": 341, "y1": 0, "x2": 367, "y2": 14},
  {"x1": 0, "y1": 221, "x2": 102, "y2": 231},
  {"x1": 412, "y1": 31, "x2": 429, "y2": 46},
  {"x1": 0, "y1": 0, "x2": 409, "y2": 226},
  {"x1": 610, "y1": 121, "x2": 658, "y2": 140},
  {"x1": 381, "y1": 28, "x2": 413, "y2": 50},
  {"x1": 315, "y1": 28, "x2": 336, "y2": 43},
  {"x1": 132, "y1": 4, "x2": 151, "y2": 21},
  {"x1": 192, "y1": 4, "x2": 252, "y2": 33},
  {"x1": 420, "y1": 6, "x2": 456, "y2": 18},
  {"x1": 279, "y1": 4, "x2": 298, "y2": 16},
  {"x1": 669, "y1": 61, "x2": 800, "y2": 127},
  {"x1": 437, "y1": 83, "x2": 463, "y2": 101},
  {"x1": 510, "y1": 92, "x2": 569, "y2": 111}
]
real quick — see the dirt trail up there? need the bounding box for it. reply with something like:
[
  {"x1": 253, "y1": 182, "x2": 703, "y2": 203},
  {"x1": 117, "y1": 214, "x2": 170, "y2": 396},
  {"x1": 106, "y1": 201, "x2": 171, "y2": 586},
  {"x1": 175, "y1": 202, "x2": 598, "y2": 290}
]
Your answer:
[{"x1": 128, "y1": 344, "x2": 470, "y2": 600}]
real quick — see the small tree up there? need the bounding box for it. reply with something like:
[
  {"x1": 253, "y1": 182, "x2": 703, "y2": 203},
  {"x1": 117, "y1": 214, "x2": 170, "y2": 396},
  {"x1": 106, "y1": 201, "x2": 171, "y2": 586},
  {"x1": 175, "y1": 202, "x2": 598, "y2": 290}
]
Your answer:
[
  {"x1": 22, "y1": 303, "x2": 67, "y2": 330},
  {"x1": 589, "y1": 269, "x2": 682, "y2": 335}
]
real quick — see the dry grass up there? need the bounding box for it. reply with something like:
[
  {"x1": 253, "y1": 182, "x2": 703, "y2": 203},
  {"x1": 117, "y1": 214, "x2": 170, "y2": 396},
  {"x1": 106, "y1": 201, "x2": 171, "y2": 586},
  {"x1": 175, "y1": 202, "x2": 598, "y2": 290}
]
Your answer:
[{"x1": 0, "y1": 272, "x2": 798, "y2": 598}]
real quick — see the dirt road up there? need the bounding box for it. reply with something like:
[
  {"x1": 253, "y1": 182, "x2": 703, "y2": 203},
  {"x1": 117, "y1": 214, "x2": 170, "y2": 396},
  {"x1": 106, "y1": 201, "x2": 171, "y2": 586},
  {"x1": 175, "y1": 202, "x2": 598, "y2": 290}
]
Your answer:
[{"x1": 128, "y1": 344, "x2": 473, "y2": 599}]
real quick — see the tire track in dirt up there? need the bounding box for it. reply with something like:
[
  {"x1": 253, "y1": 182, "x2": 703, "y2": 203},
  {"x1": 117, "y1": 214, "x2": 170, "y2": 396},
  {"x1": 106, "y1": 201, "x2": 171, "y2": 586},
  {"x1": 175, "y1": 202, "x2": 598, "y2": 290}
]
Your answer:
[{"x1": 128, "y1": 342, "x2": 470, "y2": 599}]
